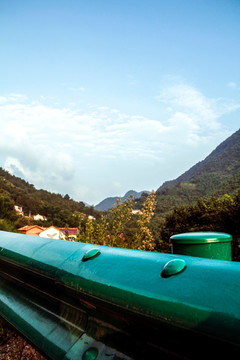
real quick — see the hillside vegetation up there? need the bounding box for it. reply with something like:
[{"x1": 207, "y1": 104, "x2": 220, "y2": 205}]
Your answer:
[
  {"x1": 155, "y1": 129, "x2": 240, "y2": 214},
  {"x1": 0, "y1": 129, "x2": 240, "y2": 260},
  {"x1": 0, "y1": 167, "x2": 99, "y2": 231}
]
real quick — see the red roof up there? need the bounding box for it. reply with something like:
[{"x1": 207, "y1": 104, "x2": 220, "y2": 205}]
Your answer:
[
  {"x1": 18, "y1": 225, "x2": 45, "y2": 231},
  {"x1": 57, "y1": 228, "x2": 79, "y2": 235}
]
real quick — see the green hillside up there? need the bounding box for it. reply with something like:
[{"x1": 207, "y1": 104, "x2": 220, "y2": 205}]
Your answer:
[
  {"x1": 0, "y1": 168, "x2": 99, "y2": 231},
  {"x1": 155, "y1": 128, "x2": 240, "y2": 214},
  {"x1": 1, "y1": 128, "x2": 240, "y2": 245}
]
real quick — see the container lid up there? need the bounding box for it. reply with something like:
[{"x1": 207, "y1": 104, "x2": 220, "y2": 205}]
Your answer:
[{"x1": 170, "y1": 232, "x2": 232, "y2": 244}]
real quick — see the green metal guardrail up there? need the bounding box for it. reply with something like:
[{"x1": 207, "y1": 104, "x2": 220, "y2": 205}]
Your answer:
[{"x1": 0, "y1": 230, "x2": 240, "y2": 359}]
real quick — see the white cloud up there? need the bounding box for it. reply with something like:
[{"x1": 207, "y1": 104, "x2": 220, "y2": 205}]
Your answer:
[
  {"x1": 156, "y1": 84, "x2": 220, "y2": 125},
  {"x1": 0, "y1": 96, "x2": 8, "y2": 104},
  {"x1": 156, "y1": 83, "x2": 240, "y2": 141},
  {"x1": 0, "y1": 85, "x2": 239, "y2": 203}
]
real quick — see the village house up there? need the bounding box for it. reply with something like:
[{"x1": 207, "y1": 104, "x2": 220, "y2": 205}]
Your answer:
[
  {"x1": 18, "y1": 225, "x2": 45, "y2": 236},
  {"x1": 18, "y1": 226, "x2": 78, "y2": 241},
  {"x1": 39, "y1": 226, "x2": 65, "y2": 240},
  {"x1": 33, "y1": 214, "x2": 48, "y2": 221},
  {"x1": 57, "y1": 228, "x2": 79, "y2": 240},
  {"x1": 131, "y1": 209, "x2": 142, "y2": 215},
  {"x1": 88, "y1": 215, "x2": 96, "y2": 220},
  {"x1": 14, "y1": 205, "x2": 24, "y2": 216}
]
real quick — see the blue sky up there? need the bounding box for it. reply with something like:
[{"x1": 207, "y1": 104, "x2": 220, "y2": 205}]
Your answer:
[{"x1": 0, "y1": 0, "x2": 239, "y2": 205}]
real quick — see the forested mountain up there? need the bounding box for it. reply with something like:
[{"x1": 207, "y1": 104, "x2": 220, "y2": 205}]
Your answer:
[
  {"x1": 1, "y1": 129, "x2": 239, "y2": 237},
  {"x1": 0, "y1": 168, "x2": 99, "y2": 231},
  {"x1": 94, "y1": 190, "x2": 150, "y2": 211},
  {"x1": 155, "y1": 128, "x2": 240, "y2": 214}
]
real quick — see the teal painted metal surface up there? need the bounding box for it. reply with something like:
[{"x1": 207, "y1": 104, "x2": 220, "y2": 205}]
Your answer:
[
  {"x1": 0, "y1": 230, "x2": 240, "y2": 359},
  {"x1": 82, "y1": 248, "x2": 101, "y2": 261},
  {"x1": 0, "y1": 275, "x2": 86, "y2": 359},
  {"x1": 161, "y1": 259, "x2": 186, "y2": 277},
  {"x1": 171, "y1": 232, "x2": 232, "y2": 260}
]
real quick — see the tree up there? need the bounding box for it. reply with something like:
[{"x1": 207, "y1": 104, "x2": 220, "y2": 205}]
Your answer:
[
  {"x1": 94, "y1": 215, "x2": 109, "y2": 246},
  {"x1": 159, "y1": 192, "x2": 240, "y2": 260},
  {"x1": 0, "y1": 195, "x2": 18, "y2": 223},
  {"x1": 84, "y1": 217, "x2": 95, "y2": 244},
  {"x1": 134, "y1": 191, "x2": 156, "y2": 251},
  {"x1": 75, "y1": 196, "x2": 134, "y2": 248},
  {"x1": 106, "y1": 196, "x2": 134, "y2": 247}
]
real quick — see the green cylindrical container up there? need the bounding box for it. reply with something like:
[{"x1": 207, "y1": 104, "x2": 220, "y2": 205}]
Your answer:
[{"x1": 170, "y1": 232, "x2": 232, "y2": 260}]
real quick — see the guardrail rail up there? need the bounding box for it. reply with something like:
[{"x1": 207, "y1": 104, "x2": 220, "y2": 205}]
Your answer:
[{"x1": 0, "y1": 230, "x2": 240, "y2": 359}]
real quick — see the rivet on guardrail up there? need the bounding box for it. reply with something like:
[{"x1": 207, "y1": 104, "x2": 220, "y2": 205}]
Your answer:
[
  {"x1": 161, "y1": 259, "x2": 186, "y2": 278},
  {"x1": 82, "y1": 248, "x2": 101, "y2": 262},
  {"x1": 82, "y1": 347, "x2": 98, "y2": 360}
]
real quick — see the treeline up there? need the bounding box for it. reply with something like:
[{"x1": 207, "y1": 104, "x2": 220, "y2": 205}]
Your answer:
[
  {"x1": 0, "y1": 194, "x2": 19, "y2": 232},
  {"x1": 0, "y1": 167, "x2": 99, "y2": 230},
  {"x1": 74, "y1": 191, "x2": 240, "y2": 261},
  {"x1": 0, "y1": 192, "x2": 99, "y2": 231},
  {"x1": 155, "y1": 170, "x2": 240, "y2": 216},
  {"x1": 1, "y1": 166, "x2": 240, "y2": 261},
  {"x1": 160, "y1": 191, "x2": 240, "y2": 260},
  {"x1": 75, "y1": 192, "x2": 162, "y2": 251}
]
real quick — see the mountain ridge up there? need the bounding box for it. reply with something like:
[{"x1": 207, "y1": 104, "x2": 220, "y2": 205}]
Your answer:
[
  {"x1": 155, "y1": 128, "x2": 240, "y2": 214},
  {"x1": 0, "y1": 128, "x2": 239, "y2": 221},
  {"x1": 94, "y1": 190, "x2": 150, "y2": 211},
  {"x1": 158, "y1": 129, "x2": 240, "y2": 191},
  {"x1": 0, "y1": 167, "x2": 99, "y2": 229}
]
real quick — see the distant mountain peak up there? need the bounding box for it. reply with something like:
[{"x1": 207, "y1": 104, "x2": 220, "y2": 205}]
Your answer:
[{"x1": 94, "y1": 190, "x2": 150, "y2": 211}]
